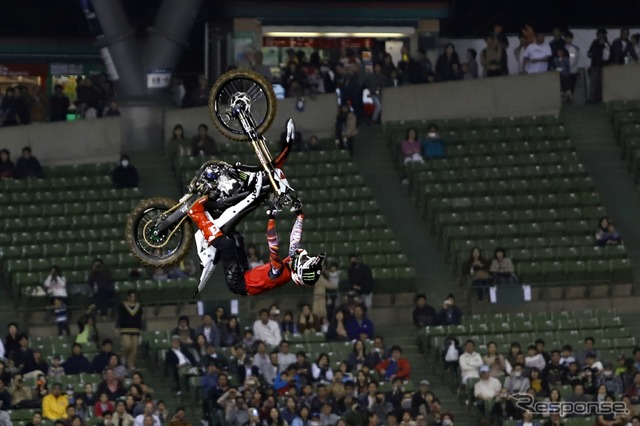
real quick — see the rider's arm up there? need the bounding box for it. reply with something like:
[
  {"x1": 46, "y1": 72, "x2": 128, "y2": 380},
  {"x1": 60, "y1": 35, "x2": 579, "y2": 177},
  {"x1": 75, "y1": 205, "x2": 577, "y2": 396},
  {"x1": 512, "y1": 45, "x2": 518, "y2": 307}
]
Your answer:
[{"x1": 288, "y1": 213, "x2": 304, "y2": 258}]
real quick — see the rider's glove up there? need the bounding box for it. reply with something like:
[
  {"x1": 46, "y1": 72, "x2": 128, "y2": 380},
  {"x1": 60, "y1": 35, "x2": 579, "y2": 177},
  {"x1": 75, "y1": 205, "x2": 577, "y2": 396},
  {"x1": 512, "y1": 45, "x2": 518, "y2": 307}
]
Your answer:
[
  {"x1": 291, "y1": 198, "x2": 303, "y2": 215},
  {"x1": 266, "y1": 202, "x2": 279, "y2": 218}
]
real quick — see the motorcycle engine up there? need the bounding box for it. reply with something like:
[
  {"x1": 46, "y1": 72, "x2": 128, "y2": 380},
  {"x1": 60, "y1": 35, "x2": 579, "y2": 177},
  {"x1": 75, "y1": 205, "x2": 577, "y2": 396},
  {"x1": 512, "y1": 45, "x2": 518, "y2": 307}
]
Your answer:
[{"x1": 201, "y1": 162, "x2": 244, "y2": 201}]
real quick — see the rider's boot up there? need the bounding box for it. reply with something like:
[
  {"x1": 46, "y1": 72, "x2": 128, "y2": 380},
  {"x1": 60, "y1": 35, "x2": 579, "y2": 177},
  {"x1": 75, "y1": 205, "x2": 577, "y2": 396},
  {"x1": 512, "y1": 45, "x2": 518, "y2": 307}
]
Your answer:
[
  {"x1": 188, "y1": 196, "x2": 222, "y2": 244},
  {"x1": 193, "y1": 230, "x2": 217, "y2": 297}
]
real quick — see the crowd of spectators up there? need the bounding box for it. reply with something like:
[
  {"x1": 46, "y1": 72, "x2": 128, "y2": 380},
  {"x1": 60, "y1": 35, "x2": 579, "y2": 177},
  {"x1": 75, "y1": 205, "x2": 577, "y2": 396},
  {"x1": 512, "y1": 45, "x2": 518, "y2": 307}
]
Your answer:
[
  {"x1": 0, "y1": 74, "x2": 118, "y2": 127},
  {"x1": 436, "y1": 332, "x2": 640, "y2": 425},
  {"x1": 0, "y1": 147, "x2": 43, "y2": 180}
]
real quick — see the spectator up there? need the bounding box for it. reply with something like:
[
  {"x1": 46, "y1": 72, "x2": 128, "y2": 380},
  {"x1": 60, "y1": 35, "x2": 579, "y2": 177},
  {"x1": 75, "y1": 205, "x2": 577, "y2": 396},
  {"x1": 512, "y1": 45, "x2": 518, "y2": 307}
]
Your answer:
[
  {"x1": 546, "y1": 350, "x2": 566, "y2": 387},
  {"x1": 196, "y1": 313, "x2": 220, "y2": 348},
  {"x1": 564, "y1": 32, "x2": 581, "y2": 102},
  {"x1": 106, "y1": 354, "x2": 127, "y2": 380},
  {"x1": 525, "y1": 345, "x2": 546, "y2": 372},
  {"x1": 214, "y1": 307, "x2": 227, "y2": 327},
  {"x1": 549, "y1": 27, "x2": 568, "y2": 59},
  {"x1": 104, "y1": 101, "x2": 121, "y2": 117},
  {"x1": 253, "y1": 309, "x2": 282, "y2": 347},
  {"x1": 91, "y1": 339, "x2": 115, "y2": 374},
  {"x1": 595, "y1": 217, "x2": 622, "y2": 246},
  {"x1": 26, "y1": 412, "x2": 43, "y2": 426},
  {"x1": 276, "y1": 341, "x2": 296, "y2": 373},
  {"x1": 11, "y1": 334, "x2": 37, "y2": 375},
  {"x1": 297, "y1": 304, "x2": 321, "y2": 334},
  {"x1": 335, "y1": 104, "x2": 358, "y2": 156},
  {"x1": 306, "y1": 135, "x2": 322, "y2": 152},
  {"x1": 262, "y1": 351, "x2": 280, "y2": 386},
  {"x1": 42, "y1": 383, "x2": 69, "y2": 420},
  {"x1": 364, "y1": 63, "x2": 388, "y2": 124},
  {"x1": 611, "y1": 28, "x2": 638, "y2": 65},
  {"x1": 171, "y1": 315, "x2": 196, "y2": 347},
  {"x1": 15, "y1": 147, "x2": 43, "y2": 179},
  {"x1": 43, "y1": 265, "x2": 67, "y2": 303},
  {"x1": 523, "y1": 32, "x2": 552, "y2": 74},
  {"x1": 474, "y1": 365, "x2": 501, "y2": 415},
  {"x1": 516, "y1": 411, "x2": 539, "y2": 426},
  {"x1": 575, "y1": 337, "x2": 598, "y2": 367},
  {"x1": 191, "y1": 124, "x2": 218, "y2": 157},
  {"x1": 481, "y1": 35, "x2": 503, "y2": 77},
  {"x1": 115, "y1": 289, "x2": 143, "y2": 370},
  {"x1": 94, "y1": 393, "x2": 114, "y2": 418},
  {"x1": 131, "y1": 373, "x2": 153, "y2": 397},
  {"x1": 347, "y1": 341, "x2": 367, "y2": 373},
  {"x1": 112, "y1": 399, "x2": 135, "y2": 426},
  {"x1": 326, "y1": 309, "x2": 349, "y2": 343},
  {"x1": 111, "y1": 155, "x2": 139, "y2": 189},
  {"x1": 587, "y1": 29, "x2": 610, "y2": 103},
  {"x1": 134, "y1": 402, "x2": 160, "y2": 426},
  {"x1": 435, "y1": 294, "x2": 463, "y2": 326},
  {"x1": 632, "y1": 34, "x2": 640, "y2": 61},
  {"x1": 483, "y1": 342, "x2": 505, "y2": 379},
  {"x1": 168, "y1": 124, "x2": 190, "y2": 159},
  {"x1": 311, "y1": 353, "x2": 334, "y2": 385},
  {"x1": 9, "y1": 374, "x2": 35, "y2": 410},
  {"x1": 190, "y1": 75, "x2": 209, "y2": 107},
  {"x1": 529, "y1": 367, "x2": 548, "y2": 397},
  {"x1": 504, "y1": 364, "x2": 530, "y2": 394},
  {"x1": 1, "y1": 87, "x2": 20, "y2": 126},
  {"x1": 76, "y1": 307, "x2": 99, "y2": 348},
  {"x1": 560, "y1": 344, "x2": 576, "y2": 367},
  {"x1": 165, "y1": 335, "x2": 197, "y2": 396},
  {"x1": 48, "y1": 357, "x2": 65, "y2": 378},
  {"x1": 89, "y1": 259, "x2": 116, "y2": 319},
  {"x1": 63, "y1": 344, "x2": 91, "y2": 375},
  {"x1": 49, "y1": 84, "x2": 70, "y2": 122},
  {"x1": 491, "y1": 387, "x2": 520, "y2": 423},
  {"x1": 551, "y1": 48, "x2": 572, "y2": 104},
  {"x1": 4, "y1": 323, "x2": 20, "y2": 359},
  {"x1": 412, "y1": 294, "x2": 436, "y2": 328},
  {"x1": 485, "y1": 60, "x2": 503, "y2": 77},
  {"x1": 627, "y1": 372, "x2": 640, "y2": 404},
  {"x1": 464, "y1": 49, "x2": 479, "y2": 79},
  {"x1": 346, "y1": 304, "x2": 374, "y2": 341},
  {"x1": 490, "y1": 248, "x2": 517, "y2": 285},
  {"x1": 435, "y1": 44, "x2": 461, "y2": 81},
  {"x1": 246, "y1": 244, "x2": 264, "y2": 269},
  {"x1": 421, "y1": 125, "x2": 445, "y2": 160},
  {"x1": 597, "y1": 362, "x2": 622, "y2": 395},
  {"x1": 458, "y1": 340, "x2": 483, "y2": 385},
  {"x1": 0, "y1": 379, "x2": 11, "y2": 412},
  {"x1": 170, "y1": 77, "x2": 185, "y2": 108},
  {"x1": 168, "y1": 407, "x2": 190, "y2": 426},
  {"x1": 462, "y1": 247, "x2": 491, "y2": 301},
  {"x1": 32, "y1": 351, "x2": 49, "y2": 376},
  {"x1": 401, "y1": 129, "x2": 424, "y2": 165},
  {"x1": 220, "y1": 316, "x2": 242, "y2": 348},
  {"x1": 347, "y1": 254, "x2": 374, "y2": 309},
  {"x1": 375, "y1": 346, "x2": 410, "y2": 381},
  {"x1": 50, "y1": 297, "x2": 70, "y2": 337},
  {"x1": 0, "y1": 149, "x2": 14, "y2": 178}
]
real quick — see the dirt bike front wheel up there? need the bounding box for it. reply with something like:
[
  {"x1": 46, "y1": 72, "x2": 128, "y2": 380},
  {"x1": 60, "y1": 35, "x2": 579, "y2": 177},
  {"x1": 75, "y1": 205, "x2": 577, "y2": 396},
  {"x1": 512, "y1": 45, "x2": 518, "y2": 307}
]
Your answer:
[
  {"x1": 208, "y1": 69, "x2": 277, "y2": 142},
  {"x1": 125, "y1": 197, "x2": 194, "y2": 268}
]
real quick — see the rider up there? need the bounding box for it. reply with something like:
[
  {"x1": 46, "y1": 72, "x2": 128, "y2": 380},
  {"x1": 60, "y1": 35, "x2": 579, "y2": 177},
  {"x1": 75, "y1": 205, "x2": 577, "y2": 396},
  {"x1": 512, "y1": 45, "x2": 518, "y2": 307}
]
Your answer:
[{"x1": 192, "y1": 203, "x2": 325, "y2": 296}]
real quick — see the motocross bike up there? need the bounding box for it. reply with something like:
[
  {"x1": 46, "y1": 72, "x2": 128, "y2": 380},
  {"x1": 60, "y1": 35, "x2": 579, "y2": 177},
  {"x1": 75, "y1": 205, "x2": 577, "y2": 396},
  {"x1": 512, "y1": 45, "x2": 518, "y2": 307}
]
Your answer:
[{"x1": 125, "y1": 69, "x2": 298, "y2": 268}]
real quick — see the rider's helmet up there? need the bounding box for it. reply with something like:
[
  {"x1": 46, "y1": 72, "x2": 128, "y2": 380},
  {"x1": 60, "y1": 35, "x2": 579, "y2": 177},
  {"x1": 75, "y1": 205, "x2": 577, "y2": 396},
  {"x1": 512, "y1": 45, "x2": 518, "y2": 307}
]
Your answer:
[{"x1": 291, "y1": 249, "x2": 326, "y2": 287}]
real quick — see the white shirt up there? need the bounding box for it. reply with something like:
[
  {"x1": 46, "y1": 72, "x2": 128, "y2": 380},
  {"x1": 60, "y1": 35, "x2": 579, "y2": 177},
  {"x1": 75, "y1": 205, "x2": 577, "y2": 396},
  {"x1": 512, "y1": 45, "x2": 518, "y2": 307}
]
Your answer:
[
  {"x1": 459, "y1": 351, "x2": 483, "y2": 383},
  {"x1": 525, "y1": 354, "x2": 546, "y2": 371},
  {"x1": 43, "y1": 275, "x2": 68, "y2": 297},
  {"x1": 253, "y1": 319, "x2": 282, "y2": 346},
  {"x1": 134, "y1": 414, "x2": 160, "y2": 426},
  {"x1": 474, "y1": 377, "x2": 502, "y2": 400},
  {"x1": 523, "y1": 42, "x2": 552, "y2": 74},
  {"x1": 565, "y1": 43, "x2": 580, "y2": 73},
  {"x1": 0, "y1": 339, "x2": 5, "y2": 359},
  {"x1": 172, "y1": 348, "x2": 189, "y2": 366},
  {"x1": 278, "y1": 352, "x2": 296, "y2": 372}
]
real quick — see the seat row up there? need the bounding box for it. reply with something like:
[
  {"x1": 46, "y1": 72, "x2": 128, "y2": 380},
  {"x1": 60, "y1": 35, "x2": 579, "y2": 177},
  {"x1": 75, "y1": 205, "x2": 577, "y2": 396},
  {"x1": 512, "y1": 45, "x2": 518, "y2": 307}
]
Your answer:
[
  {"x1": 0, "y1": 213, "x2": 128, "y2": 232},
  {"x1": 6, "y1": 252, "x2": 137, "y2": 274},
  {"x1": 456, "y1": 245, "x2": 627, "y2": 265},
  {"x1": 517, "y1": 259, "x2": 632, "y2": 283},
  {"x1": 0, "y1": 175, "x2": 113, "y2": 192},
  {"x1": 409, "y1": 163, "x2": 588, "y2": 184},
  {"x1": 0, "y1": 200, "x2": 137, "y2": 218},
  {"x1": 388, "y1": 125, "x2": 568, "y2": 145},
  {"x1": 239, "y1": 215, "x2": 389, "y2": 236},
  {"x1": 443, "y1": 139, "x2": 574, "y2": 156},
  {"x1": 410, "y1": 152, "x2": 579, "y2": 172},
  {"x1": 240, "y1": 237, "x2": 403, "y2": 257},
  {"x1": 384, "y1": 114, "x2": 562, "y2": 131},
  {"x1": 442, "y1": 221, "x2": 594, "y2": 241},
  {"x1": 0, "y1": 227, "x2": 125, "y2": 246},
  {"x1": 435, "y1": 207, "x2": 605, "y2": 227}
]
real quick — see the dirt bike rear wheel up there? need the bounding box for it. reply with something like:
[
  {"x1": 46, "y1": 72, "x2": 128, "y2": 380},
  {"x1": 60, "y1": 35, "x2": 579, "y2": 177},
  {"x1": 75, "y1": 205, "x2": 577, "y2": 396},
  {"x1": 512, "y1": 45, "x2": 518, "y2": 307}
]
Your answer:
[
  {"x1": 125, "y1": 197, "x2": 194, "y2": 268},
  {"x1": 208, "y1": 69, "x2": 277, "y2": 142}
]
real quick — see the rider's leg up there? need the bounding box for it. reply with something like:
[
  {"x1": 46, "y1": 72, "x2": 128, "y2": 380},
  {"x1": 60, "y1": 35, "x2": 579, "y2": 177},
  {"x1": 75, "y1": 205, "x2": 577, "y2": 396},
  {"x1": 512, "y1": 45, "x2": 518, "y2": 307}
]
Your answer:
[
  {"x1": 265, "y1": 212, "x2": 285, "y2": 279},
  {"x1": 212, "y1": 236, "x2": 248, "y2": 296},
  {"x1": 193, "y1": 230, "x2": 218, "y2": 296},
  {"x1": 287, "y1": 212, "x2": 304, "y2": 257},
  {"x1": 188, "y1": 196, "x2": 222, "y2": 244}
]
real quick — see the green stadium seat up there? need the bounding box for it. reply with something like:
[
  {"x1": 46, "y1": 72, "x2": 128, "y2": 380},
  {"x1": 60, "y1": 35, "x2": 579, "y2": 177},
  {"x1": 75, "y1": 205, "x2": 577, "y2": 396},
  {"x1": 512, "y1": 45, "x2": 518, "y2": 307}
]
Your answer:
[{"x1": 610, "y1": 259, "x2": 632, "y2": 283}]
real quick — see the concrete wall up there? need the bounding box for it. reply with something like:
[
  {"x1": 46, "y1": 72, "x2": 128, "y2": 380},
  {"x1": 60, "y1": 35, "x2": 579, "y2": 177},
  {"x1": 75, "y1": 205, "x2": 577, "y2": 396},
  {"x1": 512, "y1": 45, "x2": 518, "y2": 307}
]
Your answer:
[
  {"x1": 382, "y1": 72, "x2": 561, "y2": 123},
  {"x1": 163, "y1": 93, "x2": 338, "y2": 149},
  {"x1": 603, "y1": 63, "x2": 640, "y2": 103},
  {"x1": 0, "y1": 118, "x2": 122, "y2": 166}
]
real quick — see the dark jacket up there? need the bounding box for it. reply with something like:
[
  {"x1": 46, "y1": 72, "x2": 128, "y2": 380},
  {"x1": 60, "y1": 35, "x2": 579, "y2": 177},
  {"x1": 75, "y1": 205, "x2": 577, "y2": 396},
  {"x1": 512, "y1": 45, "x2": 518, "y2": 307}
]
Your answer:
[
  {"x1": 11, "y1": 348, "x2": 37, "y2": 374},
  {"x1": 15, "y1": 156, "x2": 43, "y2": 179},
  {"x1": 412, "y1": 305, "x2": 437, "y2": 327},
  {"x1": 88, "y1": 269, "x2": 115, "y2": 300},
  {"x1": 96, "y1": 380, "x2": 126, "y2": 401},
  {"x1": 111, "y1": 165, "x2": 139, "y2": 189},
  {"x1": 345, "y1": 317, "x2": 374, "y2": 340},
  {"x1": 435, "y1": 53, "x2": 461, "y2": 81},
  {"x1": 0, "y1": 160, "x2": 14, "y2": 179},
  {"x1": 63, "y1": 354, "x2": 92, "y2": 375},
  {"x1": 588, "y1": 39, "x2": 610, "y2": 68},
  {"x1": 165, "y1": 346, "x2": 197, "y2": 368},
  {"x1": 91, "y1": 351, "x2": 115, "y2": 373},
  {"x1": 50, "y1": 94, "x2": 70, "y2": 121},
  {"x1": 610, "y1": 38, "x2": 638, "y2": 64},
  {"x1": 115, "y1": 303, "x2": 143, "y2": 335},
  {"x1": 435, "y1": 306, "x2": 463, "y2": 326},
  {"x1": 347, "y1": 263, "x2": 374, "y2": 295}
]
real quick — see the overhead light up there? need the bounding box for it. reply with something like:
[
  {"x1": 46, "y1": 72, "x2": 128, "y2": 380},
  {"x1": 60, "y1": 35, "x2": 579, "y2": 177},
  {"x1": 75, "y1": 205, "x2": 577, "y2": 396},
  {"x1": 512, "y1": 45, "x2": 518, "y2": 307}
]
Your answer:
[
  {"x1": 265, "y1": 32, "x2": 322, "y2": 37},
  {"x1": 264, "y1": 31, "x2": 408, "y2": 38}
]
